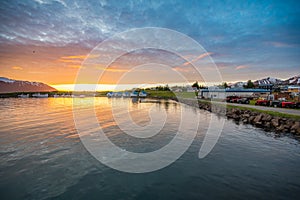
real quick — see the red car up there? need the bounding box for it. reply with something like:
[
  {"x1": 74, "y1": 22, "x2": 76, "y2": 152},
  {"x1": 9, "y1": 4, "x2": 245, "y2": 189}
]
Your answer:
[
  {"x1": 279, "y1": 102, "x2": 296, "y2": 108},
  {"x1": 255, "y1": 100, "x2": 270, "y2": 106},
  {"x1": 229, "y1": 97, "x2": 241, "y2": 103}
]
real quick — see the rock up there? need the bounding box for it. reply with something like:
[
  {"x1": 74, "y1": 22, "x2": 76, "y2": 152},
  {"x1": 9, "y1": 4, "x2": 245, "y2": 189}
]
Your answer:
[
  {"x1": 265, "y1": 122, "x2": 271, "y2": 129},
  {"x1": 249, "y1": 116, "x2": 255, "y2": 123},
  {"x1": 262, "y1": 114, "x2": 272, "y2": 122},
  {"x1": 271, "y1": 118, "x2": 280, "y2": 127},
  {"x1": 243, "y1": 114, "x2": 250, "y2": 118},
  {"x1": 232, "y1": 114, "x2": 240, "y2": 121},
  {"x1": 276, "y1": 124, "x2": 285, "y2": 132},
  {"x1": 253, "y1": 114, "x2": 263, "y2": 125},
  {"x1": 290, "y1": 121, "x2": 300, "y2": 135}
]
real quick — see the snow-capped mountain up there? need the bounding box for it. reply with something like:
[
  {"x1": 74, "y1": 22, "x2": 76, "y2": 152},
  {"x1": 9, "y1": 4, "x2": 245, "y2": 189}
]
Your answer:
[
  {"x1": 254, "y1": 77, "x2": 283, "y2": 85},
  {"x1": 0, "y1": 77, "x2": 56, "y2": 93},
  {"x1": 229, "y1": 81, "x2": 247, "y2": 88},
  {"x1": 283, "y1": 75, "x2": 300, "y2": 85}
]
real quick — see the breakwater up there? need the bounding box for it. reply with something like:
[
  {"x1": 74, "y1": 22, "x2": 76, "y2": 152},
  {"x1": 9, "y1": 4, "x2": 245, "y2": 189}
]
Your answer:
[{"x1": 178, "y1": 98, "x2": 300, "y2": 135}]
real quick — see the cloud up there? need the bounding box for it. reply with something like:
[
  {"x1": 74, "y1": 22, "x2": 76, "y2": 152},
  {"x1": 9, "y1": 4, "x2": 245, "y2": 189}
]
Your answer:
[
  {"x1": 57, "y1": 54, "x2": 100, "y2": 68},
  {"x1": 267, "y1": 41, "x2": 294, "y2": 48},
  {"x1": 235, "y1": 65, "x2": 248, "y2": 70},
  {"x1": 183, "y1": 52, "x2": 214, "y2": 66},
  {"x1": 11, "y1": 66, "x2": 23, "y2": 70},
  {"x1": 60, "y1": 54, "x2": 99, "y2": 60}
]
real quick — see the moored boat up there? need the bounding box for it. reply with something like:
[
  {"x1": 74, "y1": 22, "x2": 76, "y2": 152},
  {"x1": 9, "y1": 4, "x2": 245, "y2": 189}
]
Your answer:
[
  {"x1": 32, "y1": 93, "x2": 48, "y2": 98},
  {"x1": 18, "y1": 94, "x2": 29, "y2": 98},
  {"x1": 139, "y1": 91, "x2": 147, "y2": 97},
  {"x1": 130, "y1": 91, "x2": 139, "y2": 97}
]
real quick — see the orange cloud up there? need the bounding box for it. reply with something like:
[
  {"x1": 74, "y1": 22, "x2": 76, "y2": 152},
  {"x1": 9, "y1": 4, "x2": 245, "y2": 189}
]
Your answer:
[
  {"x1": 235, "y1": 65, "x2": 248, "y2": 70},
  {"x1": 183, "y1": 52, "x2": 214, "y2": 66},
  {"x1": 57, "y1": 54, "x2": 99, "y2": 65},
  {"x1": 60, "y1": 54, "x2": 99, "y2": 60},
  {"x1": 12, "y1": 66, "x2": 23, "y2": 70}
]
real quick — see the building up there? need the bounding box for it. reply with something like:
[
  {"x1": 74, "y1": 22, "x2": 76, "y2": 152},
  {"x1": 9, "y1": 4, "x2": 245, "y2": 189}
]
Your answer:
[
  {"x1": 288, "y1": 86, "x2": 300, "y2": 93},
  {"x1": 198, "y1": 88, "x2": 271, "y2": 99}
]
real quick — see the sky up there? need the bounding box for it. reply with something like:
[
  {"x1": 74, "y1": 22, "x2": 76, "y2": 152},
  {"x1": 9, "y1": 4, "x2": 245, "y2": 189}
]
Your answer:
[{"x1": 0, "y1": 0, "x2": 299, "y2": 90}]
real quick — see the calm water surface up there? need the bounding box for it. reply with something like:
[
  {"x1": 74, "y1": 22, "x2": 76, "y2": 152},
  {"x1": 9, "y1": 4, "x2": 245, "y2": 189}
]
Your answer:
[{"x1": 0, "y1": 97, "x2": 299, "y2": 200}]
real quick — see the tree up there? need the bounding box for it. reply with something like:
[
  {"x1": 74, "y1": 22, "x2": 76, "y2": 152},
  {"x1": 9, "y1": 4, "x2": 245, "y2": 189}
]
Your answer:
[
  {"x1": 245, "y1": 80, "x2": 254, "y2": 88},
  {"x1": 192, "y1": 81, "x2": 200, "y2": 89},
  {"x1": 223, "y1": 82, "x2": 228, "y2": 88}
]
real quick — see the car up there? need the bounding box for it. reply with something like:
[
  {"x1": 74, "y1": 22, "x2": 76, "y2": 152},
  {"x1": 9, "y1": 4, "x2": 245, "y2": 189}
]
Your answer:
[
  {"x1": 270, "y1": 100, "x2": 281, "y2": 107},
  {"x1": 237, "y1": 97, "x2": 250, "y2": 104},
  {"x1": 229, "y1": 97, "x2": 241, "y2": 103},
  {"x1": 226, "y1": 96, "x2": 239, "y2": 102},
  {"x1": 279, "y1": 101, "x2": 296, "y2": 108},
  {"x1": 255, "y1": 99, "x2": 270, "y2": 106}
]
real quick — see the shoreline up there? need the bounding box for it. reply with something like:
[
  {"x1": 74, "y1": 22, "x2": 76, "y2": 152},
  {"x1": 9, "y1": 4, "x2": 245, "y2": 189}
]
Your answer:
[{"x1": 176, "y1": 98, "x2": 300, "y2": 136}]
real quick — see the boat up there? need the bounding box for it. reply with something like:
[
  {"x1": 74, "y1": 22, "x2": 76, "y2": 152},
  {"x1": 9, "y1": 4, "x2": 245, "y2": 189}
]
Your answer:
[
  {"x1": 130, "y1": 91, "x2": 139, "y2": 97},
  {"x1": 32, "y1": 93, "x2": 48, "y2": 98},
  {"x1": 122, "y1": 92, "x2": 130, "y2": 98},
  {"x1": 139, "y1": 91, "x2": 147, "y2": 97},
  {"x1": 106, "y1": 92, "x2": 113, "y2": 97},
  {"x1": 18, "y1": 94, "x2": 29, "y2": 98},
  {"x1": 114, "y1": 92, "x2": 122, "y2": 97}
]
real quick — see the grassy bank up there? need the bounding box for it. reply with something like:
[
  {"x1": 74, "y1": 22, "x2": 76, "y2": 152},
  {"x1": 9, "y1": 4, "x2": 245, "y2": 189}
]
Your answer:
[
  {"x1": 226, "y1": 104, "x2": 300, "y2": 120},
  {"x1": 144, "y1": 91, "x2": 300, "y2": 120}
]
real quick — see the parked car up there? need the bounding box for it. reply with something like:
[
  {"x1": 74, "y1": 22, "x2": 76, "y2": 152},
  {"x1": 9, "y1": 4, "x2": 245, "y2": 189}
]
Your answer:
[
  {"x1": 279, "y1": 101, "x2": 296, "y2": 108},
  {"x1": 226, "y1": 96, "x2": 239, "y2": 102},
  {"x1": 269, "y1": 100, "x2": 281, "y2": 107},
  {"x1": 229, "y1": 97, "x2": 241, "y2": 103},
  {"x1": 237, "y1": 98, "x2": 250, "y2": 104},
  {"x1": 255, "y1": 99, "x2": 270, "y2": 106}
]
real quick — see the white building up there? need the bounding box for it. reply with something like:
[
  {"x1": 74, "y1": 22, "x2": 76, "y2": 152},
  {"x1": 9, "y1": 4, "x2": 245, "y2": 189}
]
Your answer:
[{"x1": 198, "y1": 88, "x2": 271, "y2": 99}]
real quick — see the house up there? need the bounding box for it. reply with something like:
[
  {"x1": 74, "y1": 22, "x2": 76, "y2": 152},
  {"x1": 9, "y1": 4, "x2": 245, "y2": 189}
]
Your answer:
[
  {"x1": 288, "y1": 86, "x2": 300, "y2": 93},
  {"x1": 198, "y1": 88, "x2": 271, "y2": 99},
  {"x1": 186, "y1": 86, "x2": 197, "y2": 92}
]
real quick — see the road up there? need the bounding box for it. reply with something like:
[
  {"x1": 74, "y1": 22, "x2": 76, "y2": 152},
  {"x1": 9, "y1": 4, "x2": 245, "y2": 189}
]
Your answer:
[{"x1": 216, "y1": 101, "x2": 300, "y2": 116}]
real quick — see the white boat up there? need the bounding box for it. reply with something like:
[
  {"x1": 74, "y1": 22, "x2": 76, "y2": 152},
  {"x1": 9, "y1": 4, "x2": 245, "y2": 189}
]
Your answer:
[
  {"x1": 107, "y1": 92, "x2": 123, "y2": 98},
  {"x1": 107, "y1": 92, "x2": 113, "y2": 97},
  {"x1": 122, "y1": 92, "x2": 130, "y2": 97},
  {"x1": 115, "y1": 92, "x2": 122, "y2": 97},
  {"x1": 32, "y1": 93, "x2": 48, "y2": 98},
  {"x1": 18, "y1": 94, "x2": 29, "y2": 98},
  {"x1": 79, "y1": 95, "x2": 85, "y2": 98},
  {"x1": 53, "y1": 94, "x2": 60, "y2": 98},
  {"x1": 139, "y1": 91, "x2": 147, "y2": 97}
]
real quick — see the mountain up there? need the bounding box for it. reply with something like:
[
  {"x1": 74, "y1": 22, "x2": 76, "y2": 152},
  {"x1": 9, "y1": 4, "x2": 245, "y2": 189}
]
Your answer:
[
  {"x1": 0, "y1": 77, "x2": 57, "y2": 93},
  {"x1": 282, "y1": 75, "x2": 300, "y2": 85},
  {"x1": 228, "y1": 81, "x2": 247, "y2": 88},
  {"x1": 254, "y1": 77, "x2": 283, "y2": 85}
]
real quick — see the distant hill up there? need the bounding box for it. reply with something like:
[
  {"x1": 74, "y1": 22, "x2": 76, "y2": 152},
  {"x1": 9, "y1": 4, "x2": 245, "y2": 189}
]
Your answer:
[
  {"x1": 254, "y1": 75, "x2": 300, "y2": 86},
  {"x1": 254, "y1": 77, "x2": 283, "y2": 86},
  {"x1": 0, "y1": 77, "x2": 57, "y2": 93},
  {"x1": 282, "y1": 75, "x2": 300, "y2": 85}
]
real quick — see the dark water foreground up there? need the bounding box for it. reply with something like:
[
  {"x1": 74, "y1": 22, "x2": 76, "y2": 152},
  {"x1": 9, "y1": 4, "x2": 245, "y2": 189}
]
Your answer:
[{"x1": 0, "y1": 98, "x2": 299, "y2": 200}]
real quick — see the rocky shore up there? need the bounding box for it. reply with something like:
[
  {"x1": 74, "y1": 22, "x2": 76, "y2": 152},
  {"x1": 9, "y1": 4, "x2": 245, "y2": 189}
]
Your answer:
[{"x1": 178, "y1": 98, "x2": 300, "y2": 135}]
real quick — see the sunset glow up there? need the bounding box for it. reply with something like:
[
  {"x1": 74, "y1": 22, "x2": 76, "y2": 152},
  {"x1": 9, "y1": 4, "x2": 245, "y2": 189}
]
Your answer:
[{"x1": 1, "y1": 0, "x2": 299, "y2": 87}]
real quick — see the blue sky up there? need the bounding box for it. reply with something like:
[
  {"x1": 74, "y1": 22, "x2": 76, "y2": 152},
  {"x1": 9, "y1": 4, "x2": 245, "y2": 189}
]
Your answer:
[{"x1": 0, "y1": 0, "x2": 299, "y2": 84}]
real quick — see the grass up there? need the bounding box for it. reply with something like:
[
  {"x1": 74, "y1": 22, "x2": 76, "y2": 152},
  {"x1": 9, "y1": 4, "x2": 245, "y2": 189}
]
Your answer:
[
  {"x1": 146, "y1": 90, "x2": 199, "y2": 100},
  {"x1": 146, "y1": 90, "x2": 177, "y2": 99},
  {"x1": 226, "y1": 104, "x2": 300, "y2": 120},
  {"x1": 174, "y1": 92, "x2": 197, "y2": 99}
]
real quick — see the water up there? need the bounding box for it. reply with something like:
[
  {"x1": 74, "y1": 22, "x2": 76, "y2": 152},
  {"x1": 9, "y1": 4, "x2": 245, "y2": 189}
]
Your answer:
[{"x1": 0, "y1": 97, "x2": 299, "y2": 200}]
